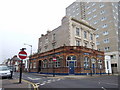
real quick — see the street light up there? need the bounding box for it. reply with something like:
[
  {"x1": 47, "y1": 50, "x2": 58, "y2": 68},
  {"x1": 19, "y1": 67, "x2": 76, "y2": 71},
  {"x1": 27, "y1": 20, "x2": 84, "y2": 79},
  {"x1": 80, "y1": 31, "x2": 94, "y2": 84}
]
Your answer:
[
  {"x1": 24, "y1": 43, "x2": 32, "y2": 72},
  {"x1": 52, "y1": 42, "x2": 56, "y2": 77},
  {"x1": 24, "y1": 43, "x2": 32, "y2": 55}
]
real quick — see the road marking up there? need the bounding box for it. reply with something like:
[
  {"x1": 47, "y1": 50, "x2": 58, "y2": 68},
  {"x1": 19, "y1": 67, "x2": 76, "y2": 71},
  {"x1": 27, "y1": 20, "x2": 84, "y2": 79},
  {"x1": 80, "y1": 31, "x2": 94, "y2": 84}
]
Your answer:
[
  {"x1": 22, "y1": 79, "x2": 37, "y2": 90},
  {"x1": 48, "y1": 80, "x2": 51, "y2": 82},
  {"x1": 43, "y1": 81, "x2": 47, "y2": 83},
  {"x1": 57, "y1": 79, "x2": 61, "y2": 81},
  {"x1": 46, "y1": 81, "x2": 51, "y2": 83},
  {"x1": 101, "y1": 87, "x2": 106, "y2": 90},
  {"x1": 99, "y1": 82, "x2": 118, "y2": 86},
  {"x1": 27, "y1": 77, "x2": 41, "y2": 80},
  {"x1": 40, "y1": 83, "x2": 45, "y2": 86}
]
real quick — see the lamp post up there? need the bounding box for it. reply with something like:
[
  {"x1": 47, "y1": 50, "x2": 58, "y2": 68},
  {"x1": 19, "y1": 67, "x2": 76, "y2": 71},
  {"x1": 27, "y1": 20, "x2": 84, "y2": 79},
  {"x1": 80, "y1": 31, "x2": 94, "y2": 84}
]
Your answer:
[
  {"x1": 24, "y1": 43, "x2": 32, "y2": 55},
  {"x1": 24, "y1": 43, "x2": 32, "y2": 72},
  {"x1": 52, "y1": 42, "x2": 55, "y2": 77}
]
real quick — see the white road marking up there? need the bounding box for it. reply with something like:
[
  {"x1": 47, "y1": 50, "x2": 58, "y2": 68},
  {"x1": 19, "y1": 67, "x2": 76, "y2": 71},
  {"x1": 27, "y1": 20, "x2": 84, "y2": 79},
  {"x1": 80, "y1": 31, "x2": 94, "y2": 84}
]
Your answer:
[
  {"x1": 57, "y1": 79, "x2": 61, "y2": 81},
  {"x1": 48, "y1": 80, "x2": 51, "y2": 82},
  {"x1": 101, "y1": 87, "x2": 106, "y2": 90},
  {"x1": 40, "y1": 83, "x2": 45, "y2": 86},
  {"x1": 27, "y1": 77, "x2": 41, "y2": 80},
  {"x1": 46, "y1": 81, "x2": 51, "y2": 83},
  {"x1": 99, "y1": 82, "x2": 118, "y2": 86}
]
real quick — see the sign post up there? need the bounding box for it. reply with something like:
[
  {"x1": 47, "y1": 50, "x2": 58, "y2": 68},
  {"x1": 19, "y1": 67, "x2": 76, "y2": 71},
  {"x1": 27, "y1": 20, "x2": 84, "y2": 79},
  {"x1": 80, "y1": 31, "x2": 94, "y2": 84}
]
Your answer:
[
  {"x1": 53, "y1": 57, "x2": 56, "y2": 77},
  {"x1": 18, "y1": 48, "x2": 27, "y2": 83}
]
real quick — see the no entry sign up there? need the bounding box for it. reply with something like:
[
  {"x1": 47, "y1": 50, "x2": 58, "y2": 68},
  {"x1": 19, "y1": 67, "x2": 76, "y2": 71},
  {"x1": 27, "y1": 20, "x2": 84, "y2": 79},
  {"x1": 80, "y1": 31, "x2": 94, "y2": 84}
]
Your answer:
[
  {"x1": 53, "y1": 57, "x2": 57, "y2": 61},
  {"x1": 18, "y1": 51, "x2": 27, "y2": 59}
]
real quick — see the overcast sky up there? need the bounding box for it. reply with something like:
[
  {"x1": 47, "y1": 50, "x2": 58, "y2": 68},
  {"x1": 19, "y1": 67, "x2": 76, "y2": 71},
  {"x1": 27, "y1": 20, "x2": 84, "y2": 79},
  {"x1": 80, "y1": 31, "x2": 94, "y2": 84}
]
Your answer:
[{"x1": 0, "y1": 0, "x2": 75, "y2": 63}]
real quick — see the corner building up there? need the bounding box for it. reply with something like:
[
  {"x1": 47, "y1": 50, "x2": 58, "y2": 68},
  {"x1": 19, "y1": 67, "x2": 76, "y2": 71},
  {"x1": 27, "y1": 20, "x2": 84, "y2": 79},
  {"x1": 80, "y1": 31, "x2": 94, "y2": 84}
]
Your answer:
[{"x1": 30, "y1": 16, "x2": 105, "y2": 75}]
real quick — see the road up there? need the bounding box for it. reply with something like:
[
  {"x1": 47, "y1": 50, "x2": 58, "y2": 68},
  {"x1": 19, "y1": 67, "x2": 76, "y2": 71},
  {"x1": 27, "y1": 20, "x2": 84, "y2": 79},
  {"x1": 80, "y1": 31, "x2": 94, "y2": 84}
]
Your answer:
[{"x1": 13, "y1": 72, "x2": 119, "y2": 89}]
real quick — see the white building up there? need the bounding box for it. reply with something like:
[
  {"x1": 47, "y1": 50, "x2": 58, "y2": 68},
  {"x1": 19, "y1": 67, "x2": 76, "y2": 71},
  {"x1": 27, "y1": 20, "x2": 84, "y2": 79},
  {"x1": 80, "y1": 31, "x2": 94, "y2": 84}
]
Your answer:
[{"x1": 38, "y1": 16, "x2": 97, "y2": 53}]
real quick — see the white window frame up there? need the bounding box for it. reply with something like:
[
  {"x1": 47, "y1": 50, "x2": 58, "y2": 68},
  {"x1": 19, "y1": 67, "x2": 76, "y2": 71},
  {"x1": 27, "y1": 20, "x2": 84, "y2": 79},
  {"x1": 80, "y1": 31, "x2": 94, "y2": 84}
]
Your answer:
[
  {"x1": 90, "y1": 33, "x2": 93, "y2": 40},
  {"x1": 33, "y1": 62, "x2": 36, "y2": 69},
  {"x1": 99, "y1": 4, "x2": 104, "y2": 8},
  {"x1": 96, "y1": 41, "x2": 100, "y2": 45},
  {"x1": 100, "y1": 10, "x2": 105, "y2": 14},
  {"x1": 88, "y1": 11, "x2": 91, "y2": 15},
  {"x1": 104, "y1": 47, "x2": 110, "y2": 51},
  {"x1": 103, "y1": 38, "x2": 109, "y2": 43},
  {"x1": 84, "y1": 57, "x2": 89, "y2": 69},
  {"x1": 76, "y1": 40, "x2": 80, "y2": 46},
  {"x1": 101, "y1": 17, "x2": 107, "y2": 21},
  {"x1": 76, "y1": 27, "x2": 80, "y2": 36},
  {"x1": 84, "y1": 31, "x2": 87, "y2": 39},
  {"x1": 93, "y1": 15, "x2": 97, "y2": 18},
  {"x1": 102, "y1": 24, "x2": 108, "y2": 28},
  {"x1": 103, "y1": 31, "x2": 109, "y2": 35},
  {"x1": 92, "y1": 8, "x2": 96, "y2": 12},
  {"x1": 96, "y1": 34, "x2": 99, "y2": 38}
]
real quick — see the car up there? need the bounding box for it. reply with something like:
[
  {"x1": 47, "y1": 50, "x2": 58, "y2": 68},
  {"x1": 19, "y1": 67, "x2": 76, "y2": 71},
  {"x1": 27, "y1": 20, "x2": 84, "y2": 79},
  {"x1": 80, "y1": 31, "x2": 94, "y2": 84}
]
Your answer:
[{"x1": 0, "y1": 65, "x2": 11, "y2": 79}]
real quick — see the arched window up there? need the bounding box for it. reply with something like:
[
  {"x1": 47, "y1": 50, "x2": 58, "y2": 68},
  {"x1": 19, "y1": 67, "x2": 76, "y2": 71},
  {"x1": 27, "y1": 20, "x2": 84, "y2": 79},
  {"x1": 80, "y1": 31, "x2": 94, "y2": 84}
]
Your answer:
[
  {"x1": 67, "y1": 55, "x2": 76, "y2": 60},
  {"x1": 66, "y1": 55, "x2": 77, "y2": 67},
  {"x1": 84, "y1": 57, "x2": 89, "y2": 69},
  {"x1": 91, "y1": 58, "x2": 96, "y2": 63},
  {"x1": 43, "y1": 59, "x2": 47, "y2": 68},
  {"x1": 48, "y1": 58, "x2": 53, "y2": 68},
  {"x1": 67, "y1": 56, "x2": 71, "y2": 60},
  {"x1": 55, "y1": 57, "x2": 61, "y2": 67},
  {"x1": 98, "y1": 60, "x2": 102, "y2": 69}
]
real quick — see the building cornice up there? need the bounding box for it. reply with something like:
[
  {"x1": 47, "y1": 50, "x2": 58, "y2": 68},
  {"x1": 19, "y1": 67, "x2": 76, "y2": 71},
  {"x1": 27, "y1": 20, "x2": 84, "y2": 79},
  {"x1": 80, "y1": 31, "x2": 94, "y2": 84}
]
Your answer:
[{"x1": 71, "y1": 18, "x2": 96, "y2": 30}]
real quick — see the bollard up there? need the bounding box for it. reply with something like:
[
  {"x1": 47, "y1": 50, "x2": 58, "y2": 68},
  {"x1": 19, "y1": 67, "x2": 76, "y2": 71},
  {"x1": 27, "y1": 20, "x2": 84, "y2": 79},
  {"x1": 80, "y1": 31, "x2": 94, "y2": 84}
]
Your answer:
[{"x1": 10, "y1": 71, "x2": 13, "y2": 79}]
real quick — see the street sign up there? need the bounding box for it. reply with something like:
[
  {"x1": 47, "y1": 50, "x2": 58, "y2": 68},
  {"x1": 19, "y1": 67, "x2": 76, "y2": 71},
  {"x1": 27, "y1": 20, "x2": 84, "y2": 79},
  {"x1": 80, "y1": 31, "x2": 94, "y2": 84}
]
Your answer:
[
  {"x1": 53, "y1": 57, "x2": 57, "y2": 61},
  {"x1": 18, "y1": 51, "x2": 27, "y2": 59}
]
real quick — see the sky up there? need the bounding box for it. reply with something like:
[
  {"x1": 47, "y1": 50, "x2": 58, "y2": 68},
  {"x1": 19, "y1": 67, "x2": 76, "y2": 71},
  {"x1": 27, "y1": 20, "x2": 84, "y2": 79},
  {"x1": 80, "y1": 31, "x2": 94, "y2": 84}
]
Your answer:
[{"x1": 0, "y1": 0, "x2": 75, "y2": 63}]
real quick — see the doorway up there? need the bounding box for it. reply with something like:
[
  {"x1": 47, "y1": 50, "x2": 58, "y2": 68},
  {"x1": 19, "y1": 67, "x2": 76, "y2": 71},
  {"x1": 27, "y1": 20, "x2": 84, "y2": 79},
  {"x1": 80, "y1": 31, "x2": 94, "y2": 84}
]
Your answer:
[
  {"x1": 38, "y1": 60, "x2": 42, "y2": 72},
  {"x1": 69, "y1": 61, "x2": 75, "y2": 74},
  {"x1": 67, "y1": 55, "x2": 77, "y2": 74}
]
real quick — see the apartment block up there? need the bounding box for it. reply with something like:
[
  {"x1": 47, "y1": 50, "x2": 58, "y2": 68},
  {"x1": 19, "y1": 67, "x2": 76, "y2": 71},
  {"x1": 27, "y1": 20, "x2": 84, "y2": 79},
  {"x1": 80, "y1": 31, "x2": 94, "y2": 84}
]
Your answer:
[{"x1": 66, "y1": 1, "x2": 119, "y2": 73}]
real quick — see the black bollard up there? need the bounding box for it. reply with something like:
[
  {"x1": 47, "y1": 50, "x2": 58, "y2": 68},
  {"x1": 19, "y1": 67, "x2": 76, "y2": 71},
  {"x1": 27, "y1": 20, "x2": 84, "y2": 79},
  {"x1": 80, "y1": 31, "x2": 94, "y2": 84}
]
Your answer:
[{"x1": 10, "y1": 71, "x2": 13, "y2": 79}]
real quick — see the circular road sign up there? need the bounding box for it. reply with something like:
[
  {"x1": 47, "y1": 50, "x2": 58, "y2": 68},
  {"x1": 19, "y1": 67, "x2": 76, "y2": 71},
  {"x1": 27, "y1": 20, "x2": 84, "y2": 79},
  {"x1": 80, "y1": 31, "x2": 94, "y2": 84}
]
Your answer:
[
  {"x1": 53, "y1": 57, "x2": 57, "y2": 61},
  {"x1": 18, "y1": 51, "x2": 27, "y2": 59}
]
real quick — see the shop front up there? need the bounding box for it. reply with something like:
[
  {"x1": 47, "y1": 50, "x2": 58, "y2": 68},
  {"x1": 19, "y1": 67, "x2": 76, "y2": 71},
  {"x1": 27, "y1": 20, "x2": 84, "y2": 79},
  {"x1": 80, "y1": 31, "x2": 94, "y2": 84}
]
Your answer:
[{"x1": 30, "y1": 46, "x2": 105, "y2": 75}]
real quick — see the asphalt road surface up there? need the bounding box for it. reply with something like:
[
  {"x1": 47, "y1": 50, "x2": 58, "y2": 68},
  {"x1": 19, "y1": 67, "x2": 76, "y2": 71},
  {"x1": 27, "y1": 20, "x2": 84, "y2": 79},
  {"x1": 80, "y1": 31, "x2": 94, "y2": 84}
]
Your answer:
[{"x1": 13, "y1": 72, "x2": 119, "y2": 90}]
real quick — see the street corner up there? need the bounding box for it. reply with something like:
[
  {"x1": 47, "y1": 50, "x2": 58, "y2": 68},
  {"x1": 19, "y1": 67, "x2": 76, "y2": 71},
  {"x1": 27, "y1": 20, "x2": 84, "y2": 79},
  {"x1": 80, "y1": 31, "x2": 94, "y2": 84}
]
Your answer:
[{"x1": 2, "y1": 78, "x2": 34, "y2": 89}]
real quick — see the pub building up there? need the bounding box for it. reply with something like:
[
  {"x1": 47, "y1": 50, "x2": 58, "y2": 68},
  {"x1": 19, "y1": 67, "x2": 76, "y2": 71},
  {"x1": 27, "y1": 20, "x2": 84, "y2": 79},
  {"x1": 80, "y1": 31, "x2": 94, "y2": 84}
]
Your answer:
[{"x1": 29, "y1": 16, "x2": 105, "y2": 75}]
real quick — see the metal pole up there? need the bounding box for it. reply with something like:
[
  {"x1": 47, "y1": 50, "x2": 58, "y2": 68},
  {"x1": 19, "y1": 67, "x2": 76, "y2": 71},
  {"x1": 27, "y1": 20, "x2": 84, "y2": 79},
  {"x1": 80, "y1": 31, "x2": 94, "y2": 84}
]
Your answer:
[
  {"x1": 90, "y1": 59, "x2": 92, "y2": 76},
  {"x1": 52, "y1": 44, "x2": 55, "y2": 77},
  {"x1": 19, "y1": 60, "x2": 23, "y2": 83},
  {"x1": 24, "y1": 43, "x2": 32, "y2": 72}
]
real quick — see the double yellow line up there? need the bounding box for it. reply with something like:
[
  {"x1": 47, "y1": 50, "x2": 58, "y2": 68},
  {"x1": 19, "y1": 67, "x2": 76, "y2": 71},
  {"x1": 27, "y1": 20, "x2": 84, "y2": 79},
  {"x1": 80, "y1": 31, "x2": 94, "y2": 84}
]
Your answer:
[{"x1": 22, "y1": 79, "x2": 39, "y2": 90}]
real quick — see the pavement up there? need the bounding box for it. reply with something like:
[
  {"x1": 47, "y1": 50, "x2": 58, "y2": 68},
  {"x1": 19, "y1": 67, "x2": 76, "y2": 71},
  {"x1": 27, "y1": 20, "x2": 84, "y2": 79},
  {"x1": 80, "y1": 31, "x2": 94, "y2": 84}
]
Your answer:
[
  {"x1": 30, "y1": 72, "x2": 117, "y2": 79},
  {"x1": 1, "y1": 78, "x2": 35, "y2": 90}
]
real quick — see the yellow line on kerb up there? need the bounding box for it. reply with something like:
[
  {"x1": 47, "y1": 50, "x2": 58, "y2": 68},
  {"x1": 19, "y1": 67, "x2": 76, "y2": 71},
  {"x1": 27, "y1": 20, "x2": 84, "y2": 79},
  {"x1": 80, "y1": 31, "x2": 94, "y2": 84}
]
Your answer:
[{"x1": 22, "y1": 79, "x2": 39, "y2": 90}]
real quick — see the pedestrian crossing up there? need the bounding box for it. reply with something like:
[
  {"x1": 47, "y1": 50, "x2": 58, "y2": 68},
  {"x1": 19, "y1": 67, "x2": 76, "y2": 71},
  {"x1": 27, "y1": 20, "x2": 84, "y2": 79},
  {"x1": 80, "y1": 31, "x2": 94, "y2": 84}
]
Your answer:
[
  {"x1": 13, "y1": 72, "x2": 64, "y2": 86},
  {"x1": 39, "y1": 78, "x2": 62, "y2": 86}
]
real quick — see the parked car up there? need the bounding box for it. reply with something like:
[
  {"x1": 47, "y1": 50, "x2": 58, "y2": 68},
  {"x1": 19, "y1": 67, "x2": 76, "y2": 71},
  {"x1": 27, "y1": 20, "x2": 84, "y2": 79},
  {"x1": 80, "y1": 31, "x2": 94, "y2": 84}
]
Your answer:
[{"x1": 0, "y1": 65, "x2": 11, "y2": 78}]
